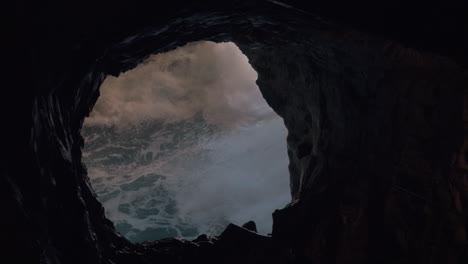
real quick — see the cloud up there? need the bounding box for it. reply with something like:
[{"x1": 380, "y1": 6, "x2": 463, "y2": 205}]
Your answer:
[{"x1": 85, "y1": 41, "x2": 274, "y2": 129}]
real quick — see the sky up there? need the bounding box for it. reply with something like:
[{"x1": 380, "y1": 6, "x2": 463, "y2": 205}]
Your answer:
[{"x1": 83, "y1": 41, "x2": 291, "y2": 240}]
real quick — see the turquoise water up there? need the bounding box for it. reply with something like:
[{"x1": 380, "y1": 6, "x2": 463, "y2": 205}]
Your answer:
[{"x1": 82, "y1": 41, "x2": 290, "y2": 243}]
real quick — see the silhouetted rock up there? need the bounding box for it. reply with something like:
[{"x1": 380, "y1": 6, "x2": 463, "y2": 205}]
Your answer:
[
  {"x1": 241, "y1": 221, "x2": 258, "y2": 232},
  {"x1": 4, "y1": 1, "x2": 468, "y2": 264},
  {"x1": 194, "y1": 234, "x2": 209, "y2": 242}
]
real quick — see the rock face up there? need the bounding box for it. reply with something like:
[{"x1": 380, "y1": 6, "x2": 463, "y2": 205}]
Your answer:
[{"x1": 4, "y1": 0, "x2": 468, "y2": 263}]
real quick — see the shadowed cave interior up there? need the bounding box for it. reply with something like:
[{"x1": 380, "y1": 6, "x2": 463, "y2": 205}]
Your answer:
[
  {"x1": 4, "y1": 1, "x2": 468, "y2": 264},
  {"x1": 82, "y1": 41, "x2": 290, "y2": 242}
]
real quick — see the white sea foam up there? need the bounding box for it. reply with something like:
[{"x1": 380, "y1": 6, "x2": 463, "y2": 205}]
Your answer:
[{"x1": 82, "y1": 41, "x2": 290, "y2": 242}]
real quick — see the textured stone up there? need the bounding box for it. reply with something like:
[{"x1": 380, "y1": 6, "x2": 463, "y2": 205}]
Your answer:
[{"x1": 3, "y1": 1, "x2": 468, "y2": 264}]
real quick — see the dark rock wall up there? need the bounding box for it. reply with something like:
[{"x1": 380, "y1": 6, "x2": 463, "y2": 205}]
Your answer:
[
  {"x1": 258, "y1": 43, "x2": 468, "y2": 263},
  {"x1": 4, "y1": 1, "x2": 468, "y2": 263}
]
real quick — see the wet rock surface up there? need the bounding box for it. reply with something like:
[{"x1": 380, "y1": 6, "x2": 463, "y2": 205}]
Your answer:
[{"x1": 4, "y1": 0, "x2": 468, "y2": 263}]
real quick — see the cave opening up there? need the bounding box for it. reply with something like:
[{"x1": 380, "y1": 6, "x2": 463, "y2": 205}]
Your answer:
[{"x1": 81, "y1": 41, "x2": 291, "y2": 243}]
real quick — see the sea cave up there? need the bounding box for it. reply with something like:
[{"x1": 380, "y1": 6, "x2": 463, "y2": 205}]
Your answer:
[{"x1": 4, "y1": 1, "x2": 468, "y2": 263}]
